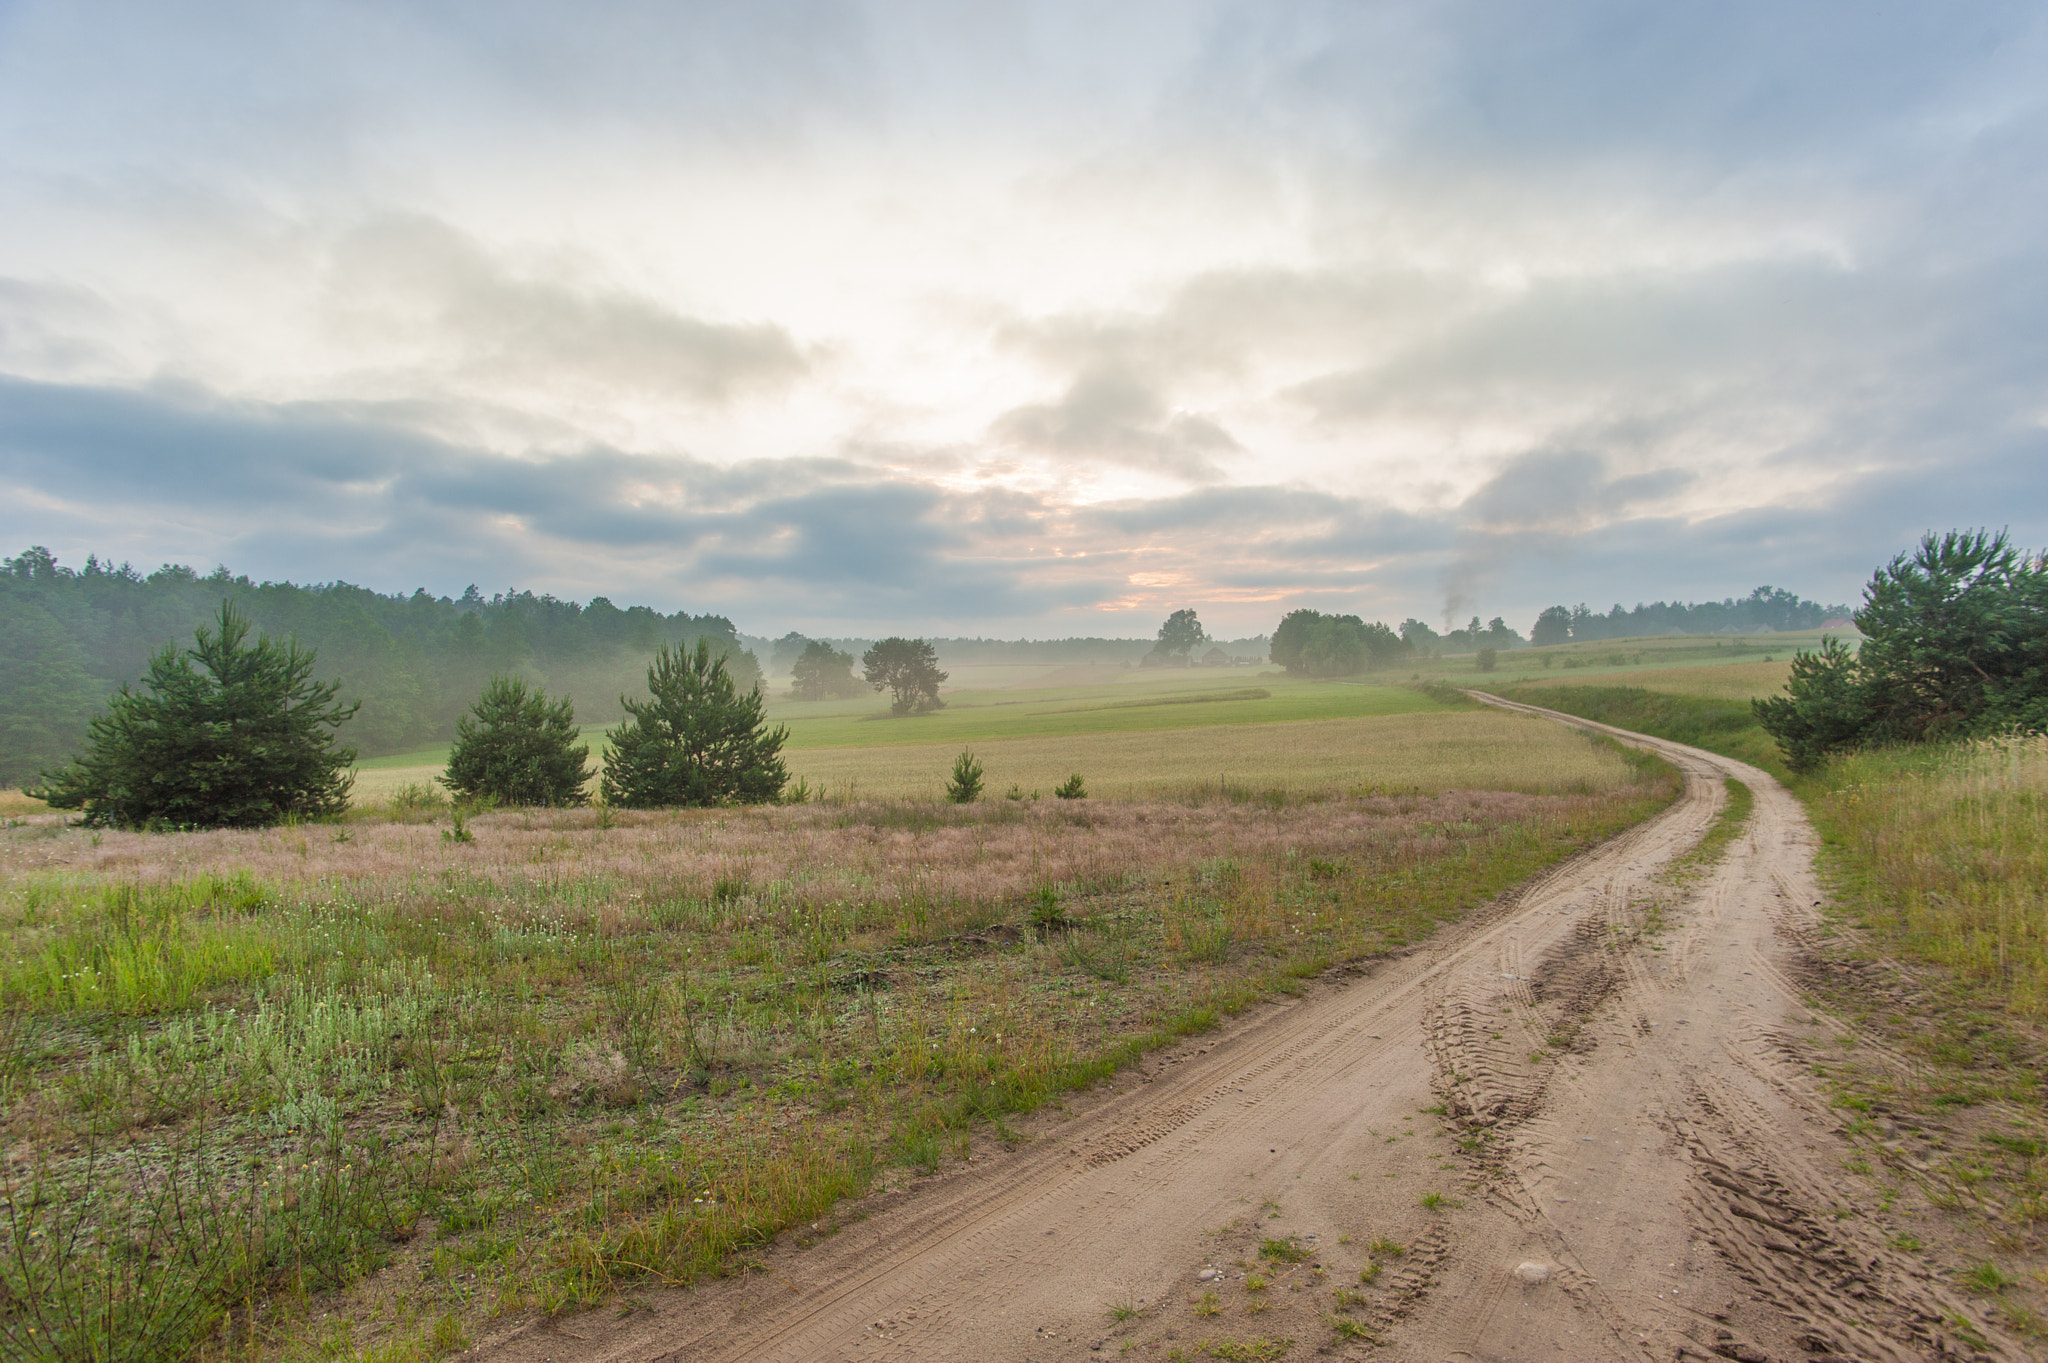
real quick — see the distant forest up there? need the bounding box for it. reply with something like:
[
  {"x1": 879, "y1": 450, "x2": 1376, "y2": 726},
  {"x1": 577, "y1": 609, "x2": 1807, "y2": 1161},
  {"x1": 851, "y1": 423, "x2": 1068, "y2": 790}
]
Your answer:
[
  {"x1": 0, "y1": 547, "x2": 751, "y2": 787},
  {"x1": 0, "y1": 544, "x2": 1853, "y2": 790},
  {"x1": 1527, "y1": 586, "x2": 1852, "y2": 646}
]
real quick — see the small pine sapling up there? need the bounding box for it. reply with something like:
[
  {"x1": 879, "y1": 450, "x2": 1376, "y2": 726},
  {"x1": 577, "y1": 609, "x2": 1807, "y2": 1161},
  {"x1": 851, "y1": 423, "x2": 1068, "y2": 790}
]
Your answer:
[{"x1": 946, "y1": 748, "x2": 984, "y2": 803}]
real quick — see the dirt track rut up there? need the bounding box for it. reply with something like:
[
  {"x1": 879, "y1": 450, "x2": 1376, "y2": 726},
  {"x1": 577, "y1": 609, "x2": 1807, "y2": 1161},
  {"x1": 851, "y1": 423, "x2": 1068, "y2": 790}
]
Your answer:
[{"x1": 482, "y1": 699, "x2": 2017, "y2": 1363}]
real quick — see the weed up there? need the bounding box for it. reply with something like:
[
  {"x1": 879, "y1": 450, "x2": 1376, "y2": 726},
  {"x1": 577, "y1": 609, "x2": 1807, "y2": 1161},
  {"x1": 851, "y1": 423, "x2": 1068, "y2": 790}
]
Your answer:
[
  {"x1": 1194, "y1": 1291, "x2": 1221, "y2": 1317},
  {"x1": 1258, "y1": 1238, "x2": 1310, "y2": 1263},
  {"x1": 1367, "y1": 1238, "x2": 1404, "y2": 1258},
  {"x1": 1964, "y1": 1262, "x2": 2015, "y2": 1294},
  {"x1": 1028, "y1": 883, "x2": 1069, "y2": 932},
  {"x1": 1205, "y1": 1337, "x2": 1293, "y2": 1361}
]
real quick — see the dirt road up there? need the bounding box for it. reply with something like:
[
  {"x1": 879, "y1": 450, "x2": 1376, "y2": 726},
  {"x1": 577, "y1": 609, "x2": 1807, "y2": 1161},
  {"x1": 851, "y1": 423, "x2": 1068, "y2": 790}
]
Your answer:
[{"x1": 483, "y1": 700, "x2": 2015, "y2": 1362}]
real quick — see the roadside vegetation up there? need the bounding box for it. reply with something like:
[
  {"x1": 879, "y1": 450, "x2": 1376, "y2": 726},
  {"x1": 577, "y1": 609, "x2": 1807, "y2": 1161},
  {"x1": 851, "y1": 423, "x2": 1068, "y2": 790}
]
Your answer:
[
  {"x1": 0, "y1": 716, "x2": 1672, "y2": 1360},
  {"x1": 1487, "y1": 530, "x2": 2048, "y2": 1338}
]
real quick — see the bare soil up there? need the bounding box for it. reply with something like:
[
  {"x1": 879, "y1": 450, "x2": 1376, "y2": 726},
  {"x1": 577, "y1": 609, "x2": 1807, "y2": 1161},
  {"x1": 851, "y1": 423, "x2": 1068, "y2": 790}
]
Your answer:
[{"x1": 471, "y1": 698, "x2": 2021, "y2": 1362}]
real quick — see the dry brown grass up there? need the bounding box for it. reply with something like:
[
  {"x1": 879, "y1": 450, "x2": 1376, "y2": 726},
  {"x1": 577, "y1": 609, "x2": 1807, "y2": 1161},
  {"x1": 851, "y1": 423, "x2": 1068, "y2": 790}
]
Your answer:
[{"x1": 350, "y1": 708, "x2": 1637, "y2": 807}]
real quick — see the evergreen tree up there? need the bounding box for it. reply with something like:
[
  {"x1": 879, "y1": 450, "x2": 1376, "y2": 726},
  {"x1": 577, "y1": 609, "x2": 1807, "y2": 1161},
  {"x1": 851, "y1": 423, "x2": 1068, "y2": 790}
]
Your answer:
[
  {"x1": 33, "y1": 602, "x2": 357, "y2": 827},
  {"x1": 601, "y1": 639, "x2": 789, "y2": 807},
  {"x1": 862, "y1": 637, "x2": 947, "y2": 714},
  {"x1": 1755, "y1": 530, "x2": 2048, "y2": 771},
  {"x1": 441, "y1": 676, "x2": 592, "y2": 806}
]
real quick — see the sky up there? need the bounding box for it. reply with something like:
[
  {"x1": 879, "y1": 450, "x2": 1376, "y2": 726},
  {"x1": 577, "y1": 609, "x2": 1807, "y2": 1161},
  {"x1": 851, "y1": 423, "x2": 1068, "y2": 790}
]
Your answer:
[{"x1": 2, "y1": 0, "x2": 2045, "y2": 639}]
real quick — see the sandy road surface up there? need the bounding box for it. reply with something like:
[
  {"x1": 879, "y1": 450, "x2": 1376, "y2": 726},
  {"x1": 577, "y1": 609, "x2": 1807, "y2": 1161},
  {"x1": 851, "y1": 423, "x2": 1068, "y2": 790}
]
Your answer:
[{"x1": 483, "y1": 700, "x2": 2015, "y2": 1363}]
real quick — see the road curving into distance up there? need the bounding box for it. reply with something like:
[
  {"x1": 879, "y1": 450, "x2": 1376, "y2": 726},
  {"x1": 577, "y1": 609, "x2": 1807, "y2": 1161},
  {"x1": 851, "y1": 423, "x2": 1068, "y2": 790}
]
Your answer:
[{"x1": 481, "y1": 695, "x2": 2015, "y2": 1363}]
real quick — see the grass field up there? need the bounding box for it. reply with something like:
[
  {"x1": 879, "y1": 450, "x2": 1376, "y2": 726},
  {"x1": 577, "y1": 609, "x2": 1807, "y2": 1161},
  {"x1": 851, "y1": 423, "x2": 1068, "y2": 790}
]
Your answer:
[{"x1": 0, "y1": 688, "x2": 1676, "y2": 1362}]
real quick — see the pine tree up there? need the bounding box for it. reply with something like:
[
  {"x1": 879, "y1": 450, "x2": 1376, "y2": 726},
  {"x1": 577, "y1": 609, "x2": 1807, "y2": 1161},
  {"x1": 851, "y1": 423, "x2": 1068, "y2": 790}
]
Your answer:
[
  {"x1": 601, "y1": 639, "x2": 790, "y2": 807},
  {"x1": 442, "y1": 676, "x2": 592, "y2": 806},
  {"x1": 34, "y1": 602, "x2": 357, "y2": 827}
]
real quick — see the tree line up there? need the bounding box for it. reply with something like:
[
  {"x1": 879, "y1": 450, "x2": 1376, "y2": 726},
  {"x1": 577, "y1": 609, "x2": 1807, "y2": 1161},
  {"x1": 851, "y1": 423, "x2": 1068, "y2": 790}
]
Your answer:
[
  {"x1": 1265, "y1": 585, "x2": 1847, "y2": 678},
  {"x1": 0, "y1": 547, "x2": 756, "y2": 787},
  {"x1": 1529, "y1": 586, "x2": 1848, "y2": 645}
]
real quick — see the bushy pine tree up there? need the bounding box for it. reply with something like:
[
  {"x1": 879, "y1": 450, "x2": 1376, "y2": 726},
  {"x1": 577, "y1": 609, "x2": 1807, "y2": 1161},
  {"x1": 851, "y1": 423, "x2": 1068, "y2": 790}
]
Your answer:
[
  {"x1": 602, "y1": 639, "x2": 789, "y2": 807},
  {"x1": 34, "y1": 602, "x2": 356, "y2": 827},
  {"x1": 1756, "y1": 531, "x2": 2048, "y2": 771},
  {"x1": 441, "y1": 676, "x2": 592, "y2": 806}
]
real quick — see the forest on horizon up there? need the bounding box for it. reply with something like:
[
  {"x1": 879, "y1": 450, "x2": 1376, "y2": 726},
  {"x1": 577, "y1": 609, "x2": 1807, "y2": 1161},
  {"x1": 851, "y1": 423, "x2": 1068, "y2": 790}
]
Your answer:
[{"x1": 0, "y1": 546, "x2": 1846, "y2": 788}]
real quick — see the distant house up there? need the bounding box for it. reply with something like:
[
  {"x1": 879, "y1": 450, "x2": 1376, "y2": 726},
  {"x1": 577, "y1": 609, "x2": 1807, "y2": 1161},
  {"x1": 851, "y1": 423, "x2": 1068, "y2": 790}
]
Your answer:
[
  {"x1": 1201, "y1": 646, "x2": 1230, "y2": 667},
  {"x1": 1820, "y1": 617, "x2": 1857, "y2": 631}
]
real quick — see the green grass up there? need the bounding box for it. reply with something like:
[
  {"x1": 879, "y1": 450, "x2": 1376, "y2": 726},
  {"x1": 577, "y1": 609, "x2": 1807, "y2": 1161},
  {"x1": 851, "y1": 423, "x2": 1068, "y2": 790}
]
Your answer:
[
  {"x1": 769, "y1": 673, "x2": 1435, "y2": 749},
  {"x1": 349, "y1": 675, "x2": 1438, "y2": 791}
]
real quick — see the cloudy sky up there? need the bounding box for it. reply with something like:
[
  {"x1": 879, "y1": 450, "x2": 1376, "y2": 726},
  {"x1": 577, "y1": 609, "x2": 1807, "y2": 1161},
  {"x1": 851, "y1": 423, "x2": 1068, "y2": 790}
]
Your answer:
[{"x1": 2, "y1": 1, "x2": 2044, "y2": 638}]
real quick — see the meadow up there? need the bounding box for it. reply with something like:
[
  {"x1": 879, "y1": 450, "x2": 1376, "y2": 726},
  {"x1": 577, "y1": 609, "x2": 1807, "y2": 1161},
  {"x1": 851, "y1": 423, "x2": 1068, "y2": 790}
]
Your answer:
[{"x1": 0, "y1": 685, "x2": 1677, "y2": 1362}]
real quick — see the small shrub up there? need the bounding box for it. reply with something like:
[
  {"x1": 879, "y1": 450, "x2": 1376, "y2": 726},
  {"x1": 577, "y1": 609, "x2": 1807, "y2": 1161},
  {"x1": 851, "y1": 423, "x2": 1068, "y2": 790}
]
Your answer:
[
  {"x1": 391, "y1": 782, "x2": 448, "y2": 813},
  {"x1": 1476, "y1": 648, "x2": 1497, "y2": 673},
  {"x1": 1028, "y1": 883, "x2": 1068, "y2": 931},
  {"x1": 1054, "y1": 773, "x2": 1087, "y2": 800},
  {"x1": 946, "y1": 749, "x2": 985, "y2": 804},
  {"x1": 441, "y1": 808, "x2": 475, "y2": 844}
]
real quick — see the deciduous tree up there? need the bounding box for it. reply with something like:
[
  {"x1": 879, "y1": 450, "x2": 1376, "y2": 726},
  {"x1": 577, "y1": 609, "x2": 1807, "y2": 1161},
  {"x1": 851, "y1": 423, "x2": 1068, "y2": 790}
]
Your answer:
[
  {"x1": 1151, "y1": 608, "x2": 1206, "y2": 661},
  {"x1": 790, "y1": 639, "x2": 863, "y2": 701},
  {"x1": 862, "y1": 637, "x2": 947, "y2": 714}
]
